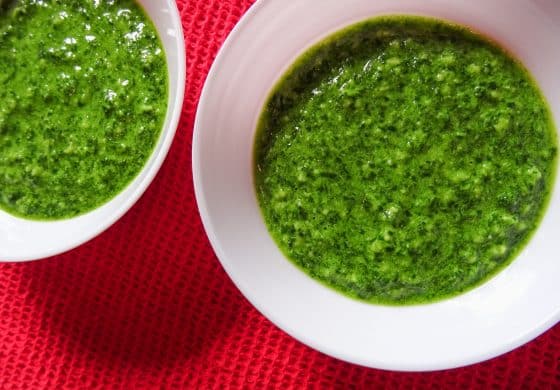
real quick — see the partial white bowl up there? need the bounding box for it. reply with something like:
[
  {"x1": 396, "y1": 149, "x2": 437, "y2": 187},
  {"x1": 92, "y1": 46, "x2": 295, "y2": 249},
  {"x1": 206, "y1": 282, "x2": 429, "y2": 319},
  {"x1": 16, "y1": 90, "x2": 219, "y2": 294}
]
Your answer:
[
  {"x1": 193, "y1": 0, "x2": 560, "y2": 372},
  {"x1": 0, "y1": 0, "x2": 186, "y2": 262}
]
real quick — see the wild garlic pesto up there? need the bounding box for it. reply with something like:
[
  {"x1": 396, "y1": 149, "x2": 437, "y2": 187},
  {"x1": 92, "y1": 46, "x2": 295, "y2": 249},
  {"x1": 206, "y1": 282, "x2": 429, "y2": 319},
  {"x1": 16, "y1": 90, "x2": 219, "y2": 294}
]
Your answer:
[
  {"x1": 0, "y1": 0, "x2": 167, "y2": 219},
  {"x1": 254, "y1": 16, "x2": 558, "y2": 305}
]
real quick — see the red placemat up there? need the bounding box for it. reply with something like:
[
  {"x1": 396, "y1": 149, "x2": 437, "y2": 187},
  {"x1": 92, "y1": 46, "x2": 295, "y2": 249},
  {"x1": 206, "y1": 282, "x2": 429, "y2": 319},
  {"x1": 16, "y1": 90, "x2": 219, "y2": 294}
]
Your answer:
[{"x1": 0, "y1": 0, "x2": 559, "y2": 388}]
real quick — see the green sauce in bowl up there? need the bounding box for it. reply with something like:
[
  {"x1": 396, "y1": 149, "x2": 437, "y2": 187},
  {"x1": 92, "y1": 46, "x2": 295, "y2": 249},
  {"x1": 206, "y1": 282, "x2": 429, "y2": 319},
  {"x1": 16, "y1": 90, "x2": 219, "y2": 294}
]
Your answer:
[
  {"x1": 0, "y1": 0, "x2": 167, "y2": 219},
  {"x1": 254, "y1": 16, "x2": 557, "y2": 305}
]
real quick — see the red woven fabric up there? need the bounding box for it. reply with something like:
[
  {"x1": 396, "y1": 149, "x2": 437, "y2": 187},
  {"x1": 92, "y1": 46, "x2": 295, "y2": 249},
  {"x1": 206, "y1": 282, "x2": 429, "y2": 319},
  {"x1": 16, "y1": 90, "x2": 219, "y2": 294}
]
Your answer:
[{"x1": 1, "y1": 1, "x2": 559, "y2": 388}]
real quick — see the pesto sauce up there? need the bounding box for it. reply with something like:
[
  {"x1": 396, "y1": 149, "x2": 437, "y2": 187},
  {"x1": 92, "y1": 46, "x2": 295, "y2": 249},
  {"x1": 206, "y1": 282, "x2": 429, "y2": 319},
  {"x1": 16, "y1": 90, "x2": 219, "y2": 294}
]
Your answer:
[
  {"x1": 254, "y1": 16, "x2": 558, "y2": 305},
  {"x1": 0, "y1": 0, "x2": 167, "y2": 219}
]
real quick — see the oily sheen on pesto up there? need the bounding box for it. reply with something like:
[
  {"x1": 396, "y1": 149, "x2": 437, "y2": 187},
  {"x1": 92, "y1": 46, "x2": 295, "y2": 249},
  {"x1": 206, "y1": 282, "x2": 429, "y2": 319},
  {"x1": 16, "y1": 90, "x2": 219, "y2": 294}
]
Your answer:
[
  {"x1": 254, "y1": 16, "x2": 558, "y2": 305},
  {"x1": 0, "y1": 0, "x2": 167, "y2": 219}
]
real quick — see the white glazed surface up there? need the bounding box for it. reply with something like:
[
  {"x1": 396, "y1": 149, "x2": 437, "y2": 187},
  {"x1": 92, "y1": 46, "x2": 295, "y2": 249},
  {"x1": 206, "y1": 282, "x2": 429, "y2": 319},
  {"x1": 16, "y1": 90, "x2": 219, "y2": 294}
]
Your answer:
[
  {"x1": 0, "y1": 0, "x2": 185, "y2": 262},
  {"x1": 193, "y1": 0, "x2": 560, "y2": 371}
]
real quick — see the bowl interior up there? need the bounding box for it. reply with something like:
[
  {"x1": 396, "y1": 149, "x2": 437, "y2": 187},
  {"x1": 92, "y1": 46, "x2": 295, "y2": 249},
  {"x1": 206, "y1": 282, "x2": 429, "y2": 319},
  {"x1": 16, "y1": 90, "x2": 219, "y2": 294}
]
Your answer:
[
  {"x1": 193, "y1": 0, "x2": 560, "y2": 371},
  {"x1": 0, "y1": 0, "x2": 186, "y2": 262}
]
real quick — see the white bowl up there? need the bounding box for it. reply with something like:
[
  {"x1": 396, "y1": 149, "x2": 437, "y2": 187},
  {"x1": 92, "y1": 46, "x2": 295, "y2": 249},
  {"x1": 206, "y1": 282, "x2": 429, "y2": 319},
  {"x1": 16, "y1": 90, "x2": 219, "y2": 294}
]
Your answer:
[
  {"x1": 193, "y1": 0, "x2": 560, "y2": 371},
  {"x1": 0, "y1": 0, "x2": 185, "y2": 262}
]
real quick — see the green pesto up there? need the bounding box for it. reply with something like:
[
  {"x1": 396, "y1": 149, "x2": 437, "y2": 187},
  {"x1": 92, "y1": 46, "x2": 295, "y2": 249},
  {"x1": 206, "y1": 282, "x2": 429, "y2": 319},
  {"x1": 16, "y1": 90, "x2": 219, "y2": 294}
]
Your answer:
[
  {"x1": 254, "y1": 16, "x2": 558, "y2": 305},
  {"x1": 0, "y1": 0, "x2": 167, "y2": 219}
]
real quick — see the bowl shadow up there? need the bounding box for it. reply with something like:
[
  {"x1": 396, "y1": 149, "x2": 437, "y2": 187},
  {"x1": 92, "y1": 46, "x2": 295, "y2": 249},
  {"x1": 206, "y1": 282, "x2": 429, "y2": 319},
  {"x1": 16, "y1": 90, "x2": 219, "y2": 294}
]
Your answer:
[{"x1": 16, "y1": 175, "x2": 244, "y2": 369}]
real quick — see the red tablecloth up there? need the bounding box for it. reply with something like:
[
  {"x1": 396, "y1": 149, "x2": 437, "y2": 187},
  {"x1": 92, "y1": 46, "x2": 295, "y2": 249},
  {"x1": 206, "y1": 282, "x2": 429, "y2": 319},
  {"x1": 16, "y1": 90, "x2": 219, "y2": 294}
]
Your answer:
[{"x1": 1, "y1": 1, "x2": 559, "y2": 388}]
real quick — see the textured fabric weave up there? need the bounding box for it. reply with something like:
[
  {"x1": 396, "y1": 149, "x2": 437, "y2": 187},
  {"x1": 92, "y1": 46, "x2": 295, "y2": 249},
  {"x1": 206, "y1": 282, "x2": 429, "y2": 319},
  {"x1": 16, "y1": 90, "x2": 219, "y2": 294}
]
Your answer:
[{"x1": 1, "y1": 1, "x2": 559, "y2": 388}]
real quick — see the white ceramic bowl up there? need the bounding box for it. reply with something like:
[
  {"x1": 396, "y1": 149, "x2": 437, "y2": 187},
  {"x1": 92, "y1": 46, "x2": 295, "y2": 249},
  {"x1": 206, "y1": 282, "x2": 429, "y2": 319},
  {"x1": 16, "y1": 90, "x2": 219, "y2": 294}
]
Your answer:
[
  {"x1": 0, "y1": 0, "x2": 185, "y2": 262},
  {"x1": 193, "y1": 0, "x2": 560, "y2": 371}
]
